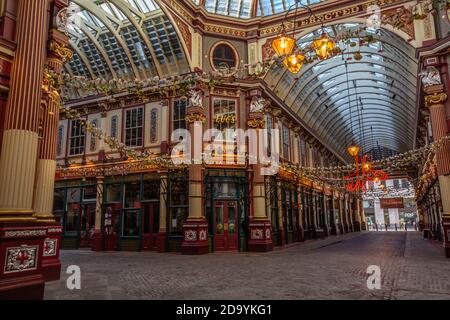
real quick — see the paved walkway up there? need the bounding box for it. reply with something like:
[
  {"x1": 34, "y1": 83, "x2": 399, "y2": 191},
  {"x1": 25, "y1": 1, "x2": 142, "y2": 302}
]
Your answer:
[{"x1": 44, "y1": 232, "x2": 450, "y2": 300}]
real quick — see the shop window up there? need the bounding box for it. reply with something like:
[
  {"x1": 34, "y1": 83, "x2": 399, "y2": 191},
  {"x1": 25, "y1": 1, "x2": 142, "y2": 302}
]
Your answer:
[
  {"x1": 142, "y1": 180, "x2": 160, "y2": 201},
  {"x1": 124, "y1": 182, "x2": 141, "y2": 208},
  {"x1": 266, "y1": 115, "x2": 273, "y2": 156},
  {"x1": 169, "y1": 176, "x2": 188, "y2": 236},
  {"x1": 150, "y1": 108, "x2": 158, "y2": 143},
  {"x1": 90, "y1": 119, "x2": 98, "y2": 152},
  {"x1": 111, "y1": 115, "x2": 118, "y2": 139},
  {"x1": 212, "y1": 98, "x2": 237, "y2": 156},
  {"x1": 121, "y1": 209, "x2": 140, "y2": 237},
  {"x1": 282, "y1": 125, "x2": 290, "y2": 160},
  {"x1": 81, "y1": 186, "x2": 95, "y2": 202},
  {"x1": 69, "y1": 119, "x2": 85, "y2": 155},
  {"x1": 56, "y1": 125, "x2": 64, "y2": 156},
  {"x1": 65, "y1": 188, "x2": 81, "y2": 234},
  {"x1": 106, "y1": 183, "x2": 121, "y2": 202},
  {"x1": 125, "y1": 107, "x2": 144, "y2": 147},
  {"x1": 213, "y1": 182, "x2": 237, "y2": 198},
  {"x1": 173, "y1": 99, "x2": 187, "y2": 132},
  {"x1": 299, "y1": 138, "x2": 307, "y2": 166},
  {"x1": 212, "y1": 43, "x2": 237, "y2": 70},
  {"x1": 53, "y1": 188, "x2": 65, "y2": 212}
]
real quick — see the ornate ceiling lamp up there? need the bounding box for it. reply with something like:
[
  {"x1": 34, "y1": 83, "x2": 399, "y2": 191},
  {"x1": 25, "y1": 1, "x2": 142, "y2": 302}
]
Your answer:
[
  {"x1": 311, "y1": 30, "x2": 337, "y2": 60},
  {"x1": 283, "y1": 53, "x2": 305, "y2": 74},
  {"x1": 272, "y1": 35, "x2": 296, "y2": 57}
]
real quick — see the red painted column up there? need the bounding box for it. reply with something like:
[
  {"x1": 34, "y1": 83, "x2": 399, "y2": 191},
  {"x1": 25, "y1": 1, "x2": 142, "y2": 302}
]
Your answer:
[
  {"x1": 425, "y1": 86, "x2": 450, "y2": 257},
  {"x1": 0, "y1": 0, "x2": 49, "y2": 299},
  {"x1": 34, "y1": 30, "x2": 71, "y2": 282}
]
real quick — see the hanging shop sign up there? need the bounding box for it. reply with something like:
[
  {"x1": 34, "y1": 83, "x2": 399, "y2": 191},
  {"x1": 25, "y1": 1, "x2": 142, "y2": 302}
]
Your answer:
[{"x1": 380, "y1": 197, "x2": 404, "y2": 209}]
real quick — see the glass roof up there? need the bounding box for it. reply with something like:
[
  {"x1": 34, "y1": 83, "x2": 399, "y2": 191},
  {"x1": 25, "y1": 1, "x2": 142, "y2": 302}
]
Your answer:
[
  {"x1": 265, "y1": 23, "x2": 418, "y2": 161},
  {"x1": 65, "y1": 0, "x2": 189, "y2": 86},
  {"x1": 190, "y1": 0, "x2": 328, "y2": 19}
]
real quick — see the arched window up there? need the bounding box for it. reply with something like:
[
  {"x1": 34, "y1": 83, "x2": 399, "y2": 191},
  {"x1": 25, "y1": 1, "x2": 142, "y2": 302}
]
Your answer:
[
  {"x1": 150, "y1": 108, "x2": 158, "y2": 143},
  {"x1": 90, "y1": 119, "x2": 98, "y2": 152},
  {"x1": 111, "y1": 115, "x2": 118, "y2": 139},
  {"x1": 57, "y1": 125, "x2": 64, "y2": 156}
]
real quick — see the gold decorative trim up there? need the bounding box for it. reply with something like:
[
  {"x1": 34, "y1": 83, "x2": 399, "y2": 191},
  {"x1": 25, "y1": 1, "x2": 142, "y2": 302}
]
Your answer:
[
  {"x1": 48, "y1": 40, "x2": 73, "y2": 62},
  {"x1": 425, "y1": 92, "x2": 448, "y2": 107},
  {"x1": 186, "y1": 113, "x2": 206, "y2": 123},
  {"x1": 247, "y1": 118, "x2": 266, "y2": 129}
]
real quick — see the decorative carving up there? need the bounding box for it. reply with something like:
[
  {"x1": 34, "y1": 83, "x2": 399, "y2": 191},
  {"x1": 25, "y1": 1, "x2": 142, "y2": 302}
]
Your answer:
[
  {"x1": 4, "y1": 245, "x2": 38, "y2": 274},
  {"x1": 185, "y1": 113, "x2": 206, "y2": 124},
  {"x1": 420, "y1": 67, "x2": 442, "y2": 87},
  {"x1": 265, "y1": 228, "x2": 271, "y2": 239},
  {"x1": 247, "y1": 118, "x2": 266, "y2": 129},
  {"x1": 43, "y1": 238, "x2": 57, "y2": 257},
  {"x1": 249, "y1": 96, "x2": 267, "y2": 113},
  {"x1": 199, "y1": 230, "x2": 207, "y2": 241},
  {"x1": 4, "y1": 230, "x2": 46, "y2": 238},
  {"x1": 172, "y1": 15, "x2": 192, "y2": 59},
  {"x1": 189, "y1": 89, "x2": 203, "y2": 108},
  {"x1": 56, "y1": 3, "x2": 81, "y2": 36},
  {"x1": 251, "y1": 229, "x2": 264, "y2": 240},
  {"x1": 425, "y1": 92, "x2": 448, "y2": 107},
  {"x1": 184, "y1": 230, "x2": 197, "y2": 241},
  {"x1": 48, "y1": 40, "x2": 73, "y2": 62}
]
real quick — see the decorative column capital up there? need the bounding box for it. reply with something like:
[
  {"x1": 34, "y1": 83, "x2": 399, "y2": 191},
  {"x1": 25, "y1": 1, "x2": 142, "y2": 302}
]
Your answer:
[
  {"x1": 425, "y1": 92, "x2": 448, "y2": 107},
  {"x1": 48, "y1": 38, "x2": 73, "y2": 63}
]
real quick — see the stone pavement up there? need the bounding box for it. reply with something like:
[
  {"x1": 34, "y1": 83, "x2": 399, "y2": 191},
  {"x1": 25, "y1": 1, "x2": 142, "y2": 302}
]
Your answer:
[{"x1": 44, "y1": 231, "x2": 450, "y2": 300}]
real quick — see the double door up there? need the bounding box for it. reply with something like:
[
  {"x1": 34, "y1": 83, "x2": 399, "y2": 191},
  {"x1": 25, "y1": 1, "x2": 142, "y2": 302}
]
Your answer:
[
  {"x1": 79, "y1": 203, "x2": 96, "y2": 248},
  {"x1": 141, "y1": 203, "x2": 160, "y2": 250},
  {"x1": 214, "y1": 201, "x2": 238, "y2": 251}
]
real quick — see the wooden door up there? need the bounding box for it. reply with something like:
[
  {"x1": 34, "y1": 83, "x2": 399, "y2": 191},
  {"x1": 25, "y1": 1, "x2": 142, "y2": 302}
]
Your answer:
[
  {"x1": 142, "y1": 203, "x2": 159, "y2": 250},
  {"x1": 214, "y1": 201, "x2": 238, "y2": 251},
  {"x1": 79, "y1": 203, "x2": 95, "y2": 248}
]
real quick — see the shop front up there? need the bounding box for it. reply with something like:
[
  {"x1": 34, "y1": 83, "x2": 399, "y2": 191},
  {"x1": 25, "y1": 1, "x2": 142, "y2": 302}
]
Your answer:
[
  {"x1": 54, "y1": 179, "x2": 97, "y2": 249},
  {"x1": 204, "y1": 169, "x2": 249, "y2": 252}
]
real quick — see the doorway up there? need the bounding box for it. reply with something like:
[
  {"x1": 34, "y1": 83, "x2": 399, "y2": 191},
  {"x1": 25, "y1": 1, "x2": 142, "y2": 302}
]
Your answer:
[
  {"x1": 141, "y1": 202, "x2": 159, "y2": 250},
  {"x1": 79, "y1": 203, "x2": 96, "y2": 248},
  {"x1": 214, "y1": 201, "x2": 238, "y2": 251}
]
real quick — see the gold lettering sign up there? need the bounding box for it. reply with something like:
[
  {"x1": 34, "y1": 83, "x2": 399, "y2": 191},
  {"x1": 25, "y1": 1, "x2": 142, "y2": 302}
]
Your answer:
[
  {"x1": 297, "y1": 5, "x2": 363, "y2": 28},
  {"x1": 214, "y1": 114, "x2": 236, "y2": 125}
]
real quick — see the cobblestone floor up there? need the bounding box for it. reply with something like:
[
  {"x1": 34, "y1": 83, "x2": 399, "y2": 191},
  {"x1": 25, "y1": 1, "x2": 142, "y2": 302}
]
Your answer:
[{"x1": 44, "y1": 232, "x2": 450, "y2": 300}]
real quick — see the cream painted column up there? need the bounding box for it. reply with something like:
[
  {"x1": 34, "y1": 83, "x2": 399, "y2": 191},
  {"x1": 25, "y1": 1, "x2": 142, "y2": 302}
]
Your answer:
[
  {"x1": 0, "y1": 0, "x2": 48, "y2": 221},
  {"x1": 89, "y1": 176, "x2": 104, "y2": 251},
  {"x1": 33, "y1": 31, "x2": 72, "y2": 222},
  {"x1": 247, "y1": 110, "x2": 273, "y2": 251},
  {"x1": 181, "y1": 101, "x2": 208, "y2": 254},
  {"x1": 157, "y1": 170, "x2": 168, "y2": 252}
]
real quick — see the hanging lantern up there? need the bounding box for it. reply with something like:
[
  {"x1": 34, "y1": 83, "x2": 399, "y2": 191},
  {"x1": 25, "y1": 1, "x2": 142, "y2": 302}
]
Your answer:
[
  {"x1": 311, "y1": 32, "x2": 336, "y2": 60},
  {"x1": 347, "y1": 145, "x2": 360, "y2": 157},
  {"x1": 283, "y1": 53, "x2": 305, "y2": 74},
  {"x1": 272, "y1": 35, "x2": 296, "y2": 57}
]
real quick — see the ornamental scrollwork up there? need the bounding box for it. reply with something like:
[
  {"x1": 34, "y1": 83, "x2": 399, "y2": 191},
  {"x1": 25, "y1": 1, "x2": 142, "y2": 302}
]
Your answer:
[
  {"x1": 425, "y1": 92, "x2": 448, "y2": 107},
  {"x1": 48, "y1": 40, "x2": 73, "y2": 63},
  {"x1": 247, "y1": 118, "x2": 266, "y2": 129},
  {"x1": 185, "y1": 113, "x2": 206, "y2": 124}
]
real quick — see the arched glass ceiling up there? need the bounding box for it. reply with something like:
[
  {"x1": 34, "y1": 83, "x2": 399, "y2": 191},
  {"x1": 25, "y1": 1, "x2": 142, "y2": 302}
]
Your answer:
[
  {"x1": 264, "y1": 23, "x2": 418, "y2": 162},
  {"x1": 256, "y1": 0, "x2": 326, "y2": 16},
  {"x1": 65, "y1": 0, "x2": 189, "y2": 82},
  {"x1": 190, "y1": 0, "x2": 328, "y2": 19}
]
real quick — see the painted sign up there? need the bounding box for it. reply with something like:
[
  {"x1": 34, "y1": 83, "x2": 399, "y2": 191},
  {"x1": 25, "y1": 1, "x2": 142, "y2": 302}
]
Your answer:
[{"x1": 380, "y1": 197, "x2": 404, "y2": 209}]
